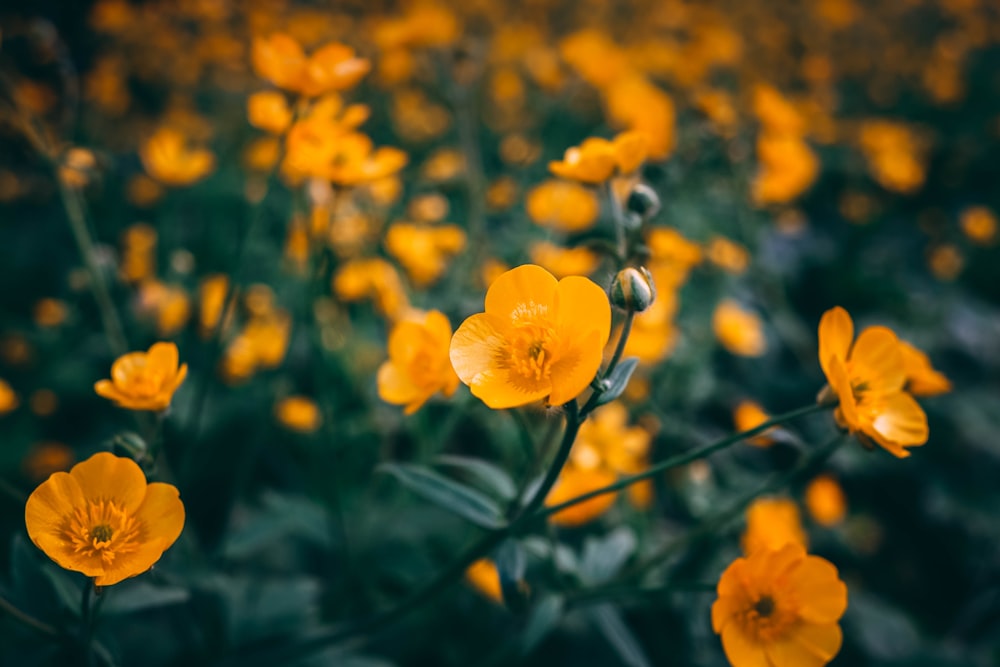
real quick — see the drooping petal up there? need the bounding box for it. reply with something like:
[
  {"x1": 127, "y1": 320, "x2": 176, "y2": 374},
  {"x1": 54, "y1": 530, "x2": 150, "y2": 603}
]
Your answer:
[
  {"x1": 70, "y1": 452, "x2": 147, "y2": 513},
  {"x1": 484, "y1": 264, "x2": 558, "y2": 325},
  {"x1": 818, "y1": 307, "x2": 853, "y2": 382},
  {"x1": 764, "y1": 622, "x2": 843, "y2": 667},
  {"x1": 720, "y1": 622, "x2": 771, "y2": 667},
  {"x1": 850, "y1": 326, "x2": 905, "y2": 393},
  {"x1": 869, "y1": 391, "x2": 928, "y2": 454},
  {"x1": 790, "y1": 557, "x2": 849, "y2": 624}
]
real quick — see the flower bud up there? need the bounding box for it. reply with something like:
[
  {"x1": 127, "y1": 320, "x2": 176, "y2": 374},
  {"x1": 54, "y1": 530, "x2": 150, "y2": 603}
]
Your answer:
[
  {"x1": 626, "y1": 183, "x2": 661, "y2": 220},
  {"x1": 610, "y1": 266, "x2": 656, "y2": 312}
]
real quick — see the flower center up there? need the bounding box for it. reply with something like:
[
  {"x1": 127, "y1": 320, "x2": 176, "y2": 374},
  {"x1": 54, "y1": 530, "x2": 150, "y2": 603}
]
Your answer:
[
  {"x1": 742, "y1": 592, "x2": 797, "y2": 642},
  {"x1": 63, "y1": 499, "x2": 143, "y2": 566},
  {"x1": 753, "y1": 595, "x2": 775, "y2": 618},
  {"x1": 125, "y1": 367, "x2": 165, "y2": 398},
  {"x1": 509, "y1": 323, "x2": 558, "y2": 384}
]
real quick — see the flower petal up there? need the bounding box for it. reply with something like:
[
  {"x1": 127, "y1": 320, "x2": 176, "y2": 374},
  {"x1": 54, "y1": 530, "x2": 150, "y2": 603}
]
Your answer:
[
  {"x1": 555, "y1": 275, "x2": 612, "y2": 349},
  {"x1": 764, "y1": 622, "x2": 843, "y2": 667},
  {"x1": 818, "y1": 307, "x2": 853, "y2": 382},
  {"x1": 720, "y1": 622, "x2": 771, "y2": 667},
  {"x1": 70, "y1": 452, "x2": 147, "y2": 513},
  {"x1": 484, "y1": 264, "x2": 558, "y2": 325},
  {"x1": 828, "y1": 356, "x2": 859, "y2": 430},
  {"x1": 377, "y1": 361, "x2": 422, "y2": 406},
  {"x1": 869, "y1": 391, "x2": 928, "y2": 454},
  {"x1": 147, "y1": 342, "x2": 180, "y2": 375},
  {"x1": 548, "y1": 329, "x2": 604, "y2": 405},
  {"x1": 790, "y1": 557, "x2": 848, "y2": 624},
  {"x1": 851, "y1": 326, "x2": 905, "y2": 393}
]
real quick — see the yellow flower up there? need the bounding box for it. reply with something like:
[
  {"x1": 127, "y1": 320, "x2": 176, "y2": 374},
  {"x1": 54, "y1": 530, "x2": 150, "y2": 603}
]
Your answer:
[
  {"x1": 706, "y1": 236, "x2": 750, "y2": 274},
  {"x1": 805, "y1": 476, "x2": 847, "y2": 527},
  {"x1": 528, "y1": 242, "x2": 600, "y2": 279},
  {"x1": 752, "y1": 133, "x2": 819, "y2": 205},
  {"x1": 25, "y1": 452, "x2": 184, "y2": 586},
  {"x1": 333, "y1": 258, "x2": 410, "y2": 320},
  {"x1": 548, "y1": 131, "x2": 648, "y2": 184},
  {"x1": 34, "y1": 298, "x2": 68, "y2": 328},
  {"x1": 384, "y1": 223, "x2": 467, "y2": 287},
  {"x1": 275, "y1": 396, "x2": 322, "y2": 433},
  {"x1": 94, "y1": 342, "x2": 188, "y2": 412},
  {"x1": 450, "y1": 264, "x2": 611, "y2": 409},
  {"x1": 959, "y1": 206, "x2": 997, "y2": 246},
  {"x1": 0, "y1": 378, "x2": 19, "y2": 415},
  {"x1": 545, "y1": 466, "x2": 618, "y2": 527},
  {"x1": 525, "y1": 180, "x2": 599, "y2": 232},
  {"x1": 378, "y1": 310, "x2": 460, "y2": 414},
  {"x1": 251, "y1": 34, "x2": 369, "y2": 97},
  {"x1": 465, "y1": 559, "x2": 503, "y2": 604},
  {"x1": 818, "y1": 307, "x2": 928, "y2": 457},
  {"x1": 898, "y1": 340, "x2": 952, "y2": 397},
  {"x1": 741, "y1": 498, "x2": 808, "y2": 555},
  {"x1": 140, "y1": 127, "x2": 215, "y2": 187},
  {"x1": 734, "y1": 400, "x2": 775, "y2": 447},
  {"x1": 199, "y1": 274, "x2": 231, "y2": 337},
  {"x1": 712, "y1": 544, "x2": 847, "y2": 667},
  {"x1": 714, "y1": 300, "x2": 767, "y2": 357},
  {"x1": 247, "y1": 90, "x2": 293, "y2": 134}
]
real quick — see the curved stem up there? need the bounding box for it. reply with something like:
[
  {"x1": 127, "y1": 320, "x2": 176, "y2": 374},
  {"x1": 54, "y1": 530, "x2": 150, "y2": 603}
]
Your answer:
[
  {"x1": 0, "y1": 593, "x2": 57, "y2": 636},
  {"x1": 534, "y1": 403, "x2": 829, "y2": 521}
]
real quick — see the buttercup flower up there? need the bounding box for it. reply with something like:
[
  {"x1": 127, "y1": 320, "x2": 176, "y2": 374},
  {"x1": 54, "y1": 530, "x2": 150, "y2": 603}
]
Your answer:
[
  {"x1": 94, "y1": 342, "x2": 188, "y2": 412},
  {"x1": 714, "y1": 300, "x2": 767, "y2": 357},
  {"x1": 712, "y1": 544, "x2": 847, "y2": 667},
  {"x1": 734, "y1": 400, "x2": 776, "y2": 447},
  {"x1": 465, "y1": 559, "x2": 503, "y2": 604},
  {"x1": 898, "y1": 340, "x2": 952, "y2": 396},
  {"x1": 548, "y1": 131, "x2": 648, "y2": 184},
  {"x1": 275, "y1": 395, "x2": 322, "y2": 433},
  {"x1": 805, "y1": 476, "x2": 847, "y2": 527},
  {"x1": 525, "y1": 179, "x2": 600, "y2": 232},
  {"x1": 25, "y1": 452, "x2": 185, "y2": 586},
  {"x1": 742, "y1": 497, "x2": 808, "y2": 555},
  {"x1": 378, "y1": 310, "x2": 460, "y2": 414},
  {"x1": 140, "y1": 127, "x2": 215, "y2": 187},
  {"x1": 450, "y1": 264, "x2": 611, "y2": 409},
  {"x1": 818, "y1": 307, "x2": 928, "y2": 457}
]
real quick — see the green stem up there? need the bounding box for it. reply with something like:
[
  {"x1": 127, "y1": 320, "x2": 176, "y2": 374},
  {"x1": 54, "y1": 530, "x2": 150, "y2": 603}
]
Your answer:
[
  {"x1": 517, "y1": 400, "x2": 581, "y2": 518},
  {"x1": 0, "y1": 592, "x2": 58, "y2": 636},
  {"x1": 605, "y1": 180, "x2": 628, "y2": 262},
  {"x1": 536, "y1": 403, "x2": 829, "y2": 521}
]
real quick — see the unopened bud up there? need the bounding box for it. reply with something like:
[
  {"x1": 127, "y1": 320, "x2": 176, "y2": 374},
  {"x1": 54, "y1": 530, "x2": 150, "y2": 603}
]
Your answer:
[
  {"x1": 626, "y1": 183, "x2": 661, "y2": 220},
  {"x1": 610, "y1": 266, "x2": 656, "y2": 312}
]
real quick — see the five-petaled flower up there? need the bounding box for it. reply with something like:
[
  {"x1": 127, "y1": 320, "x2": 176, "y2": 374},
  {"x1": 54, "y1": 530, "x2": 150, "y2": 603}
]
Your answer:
[
  {"x1": 94, "y1": 342, "x2": 188, "y2": 412},
  {"x1": 817, "y1": 306, "x2": 928, "y2": 457},
  {"x1": 25, "y1": 452, "x2": 185, "y2": 586},
  {"x1": 450, "y1": 264, "x2": 611, "y2": 409},
  {"x1": 378, "y1": 310, "x2": 460, "y2": 414},
  {"x1": 712, "y1": 543, "x2": 848, "y2": 667}
]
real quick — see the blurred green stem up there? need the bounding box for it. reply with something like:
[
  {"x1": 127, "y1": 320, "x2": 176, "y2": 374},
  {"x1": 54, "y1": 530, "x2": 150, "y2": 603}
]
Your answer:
[{"x1": 0, "y1": 593, "x2": 57, "y2": 636}]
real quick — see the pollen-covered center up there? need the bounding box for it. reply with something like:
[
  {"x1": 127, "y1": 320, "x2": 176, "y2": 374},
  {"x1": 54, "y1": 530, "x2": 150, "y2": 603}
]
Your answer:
[
  {"x1": 63, "y1": 498, "x2": 144, "y2": 566},
  {"x1": 506, "y1": 321, "x2": 560, "y2": 388},
  {"x1": 119, "y1": 362, "x2": 165, "y2": 398}
]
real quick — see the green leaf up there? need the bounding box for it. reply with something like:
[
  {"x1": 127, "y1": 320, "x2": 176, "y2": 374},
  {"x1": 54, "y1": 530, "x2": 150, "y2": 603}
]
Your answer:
[
  {"x1": 103, "y1": 581, "x2": 190, "y2": 615},
  {"x1": 520, "y1": 594, "x2": 564, "y2": 655},
  {"x1": 39, "y1": 567, "x2": 82, "y2": 618},
  {"x1": 496, "y1": 539, "x2": 530, "y2": 612},
  {"x1": 378, "y1": 463, "x2": 505, "y2": 529},
  {"x1": 435, "y1": 455, "x2": 517, "y2": 500},
  {"x1": 589, "y1": 604, "x2": 652, "y2": 667},
  {"x1": 579, "y1": 527, "x2": 638, "y2": 585},
  {"x1": 595, "y1": 357, "x2": 639, "y2": 407}
]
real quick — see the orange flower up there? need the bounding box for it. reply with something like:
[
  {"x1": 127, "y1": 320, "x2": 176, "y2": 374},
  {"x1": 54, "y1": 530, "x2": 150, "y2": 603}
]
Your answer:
[
  {"x1": 714, "y1": 300, "x2": 767, "y2": 357},
  {"x1": 805, "y1": 476, "x2": 847, "y2": 527},
  {"x1": 959, "y1": 206, "x2": 997, "y2": 246},
  {"x1": 450, "y1": 265, "x2": 611, "y2": 409},
  {"x1": 898, "y1": 340, "x2": 952, "y2": 397},
  {"x1": 0, "y1": 378, "x2": 19, "y2": 415},
  {"x1": 94, "y1": 342, "x2": 188, "y2": 412},
  {"x1": 377, "y1": 310, "x2": 460, "y2": 414},
  {"x1": 384, "y1": 223, "x2": 466, "y2": 287},
  {"x1": 247, "y1": 90, "x2": 293, "y2": 134},
  {"x1": 545, "y1": 466, "x2": 618, "y2": 527},
  {"x1": 712, "y1": 544, "x2": 847, "y2": 667},
  {"x1": 275, "y1": 396, "x2": 322, "y2": 433},
  {"x1": 465, "y1": 559, "x2": 503, "y2": 604},
  {"x1": 741, "y1": 498, "x2": 808, "y2": 555},
  {"x1": 251, "y1": 34, "x2": 370, "y2": 97},
  {"x1": 25, "y1": 452, "x2": 184, "y2": 586},
  {"x1": 734, "y1": 400, "x2": 775, "y2": 447},
  {"x1": 548, "y1": 131, "x2": 648, "y2": 184},
  {"x1": 818, "y1": 307, "x2": 928, "y2": 457},
  {"x1": 752, "y1": 133, "x2": 819, "y2": 205},
  {"x1": 528, "y1": 242, "x2": 600, "y2": 279},
  {"x1": 251, "y1": 33, "x2": 307, "y2": 91},
  {"x1": 706, "y1": 236, "x2": 750, "y2": 274},
  {"x1": 140, "y1": 127, "x2": 215, "y2": 187},
  {"x1": 525, "y1": 180, "x2": 599, "y2": 232}
]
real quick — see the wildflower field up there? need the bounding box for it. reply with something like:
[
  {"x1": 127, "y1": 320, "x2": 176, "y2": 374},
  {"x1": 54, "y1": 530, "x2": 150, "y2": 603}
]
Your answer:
[{"x1": 2, "y1": 0, "x2": 1000, "y2": 665}]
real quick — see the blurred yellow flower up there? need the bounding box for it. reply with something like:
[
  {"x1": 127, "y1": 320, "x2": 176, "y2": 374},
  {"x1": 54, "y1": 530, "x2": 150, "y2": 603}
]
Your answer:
[
  {"x1": 275, "y1": 396, "x2": 322, "y2": 433},
  {"x1": 251, "y1": 34, "x2": 370, "y2": 97},
  {"x1": 818, "y1": 306, "x2": 928, "y2": 457},
  {"x1": 752, "y1": 133, "x2": 819, "y2": 205},
  {"x1": 713, "y1": 300, "x2": 767, "y2": 357},
  {"x1": 548, "y1": 131, "x2": 648, "y2": 183},
  {"x1": 140, "y1": 127, "x2": 215, "y2": 187},
  {"x1": 706, "y1": 236, "x2": 750, "y2": 274},
  {"x1": 34, "y1": 298, "x2": 68, "y2": 328},
  {"x1": 384, "y1": 223, "x2": 466, "y2": 287},
  {"x1": 545, "y1": 466, "x2": 618, "y2": 527},
  {"x1": 959, "y1": 206, "x2": 997, "y2": 246},
  {"x1": 465, "y1": 559, "x2": 503, "y2": 604},
  {"x1": 805, "y1": 476, "x2": 847, "y2": 527},
  {"x1": 0, "y1": 378, "x2": 19, "y2": 415},
  {"x1": 198, "y1": 274, "x2": 231, "y2": 337},
  {"x1": 377, "y1": 310, "x2": 460, "y2": 414},
  {"x1": 741, "y1": 497, "x2": 808, "y2": 555},
  {"x1": 94, "y1": 342, "x2": 188, "y2": 412},
  {"x1": 22, "y1": 442, "x2": 75, "y2": 481},
  {"x1": 858, "y1": 121, "x2": 926, "y2": 194},
  {"x1": 525, "y1": 180, "x2": 599, "y2": 232},
  {"x1": 528, "y1": 242, "x2": 600, "y2": 279},
  {"x1": 734, "y1": 400, "x2": 775, "y2": 447},
  {"x1": 247, "y1": 90, "x2": 293, "y2": 134},
  {"x1": 713, "y1": 544, "x2": 847, "y2": 667},
  {"x1": 898, "y1": 340, "x2": 952, "y2": 396},
  {"x1": 25, "y1": 452, "x2": 184, "y2": 586},
  {"x1": 450, "y1": 264, "x2": 611, "y2": 409},
  {"x1": 333, "y1": 258, "x2": 410, "y2": 320}
]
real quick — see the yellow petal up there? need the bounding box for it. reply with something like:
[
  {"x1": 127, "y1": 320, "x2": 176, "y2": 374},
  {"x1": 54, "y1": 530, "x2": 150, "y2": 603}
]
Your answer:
[
  {"x1": 554, "y1": 275, "x2": 611, "y2": 348},
  {"x1": 548, "y1": 329, "x2": 604, "y2": 405},
  {"x1": 790, "y1": 557, "x2": 848, "y2": 624},
  {"x1": 25, "y1": 471, "x2": 86, "y2": 543},
  {"x1": 484, "y1": 264, "x2": 558, "y2": 324},
  {"x1": 827, "y1": 356, "x2": 858, "y2": 430},
  {"x1": 818, "y1": 307, "x2": 853, "y2": 382},
  {"x1": 869, "y1": 391, "x2": 928, "y2": 453},
  {"x1": 377, "y1": 361, "x2": 422, "y2": 405},
  {"x1": 850, "y1": 326, "x2": 905, "y2": 393},
  {"x1": 70, "y1": 452, "x2": 147, "y2": 513},
  {"x1": 450, "y1": 313, "x2": 510, "y2": 387},
  {"x1": 720, "y1": 622, "x2": 771, "y2": 667},
  {"x1": 764, "y1": 622, "x2": 843, "y2": 667},
  {"x1": 147, "y1": 342, "x2": 179, "y2": 375},
  {"x1": 135, "y1": 482, "x2": 186, "y2": 551}
]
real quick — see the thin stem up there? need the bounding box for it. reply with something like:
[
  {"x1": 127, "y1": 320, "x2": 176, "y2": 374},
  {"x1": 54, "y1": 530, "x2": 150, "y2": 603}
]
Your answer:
[
  {"x1": 536, "y1": 403, "x2": 830, "y2": 521},
  {"x1": 517, "y1": 400, "x2": 580, "y2": 519},
  {"x1": 0, "y1": 592, "x2": 58, "y2": 636},
  {"x1": 604, "y1": 309, "x2": 634, "y2": 381},
  {"x1": 605, "y1": 180, "x2": 628, "y2": 262}
]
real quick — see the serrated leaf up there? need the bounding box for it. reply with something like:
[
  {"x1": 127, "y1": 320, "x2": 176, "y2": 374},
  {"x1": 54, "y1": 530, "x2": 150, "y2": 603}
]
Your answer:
[
  {"x1": 595, "y1": 357, "x2": 639, "y2": 407},
  {"x1": 379, "y1": 463, "x2": 505, "y2": 529},
  {"x1": 435, "y1": 455, "x2": 517, "y2": 501},
  {"x1": 590, "y1": 604, "x2": 652, "y2": 667}
]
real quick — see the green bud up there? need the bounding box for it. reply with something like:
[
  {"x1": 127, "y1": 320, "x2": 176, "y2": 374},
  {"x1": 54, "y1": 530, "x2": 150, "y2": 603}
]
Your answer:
[
  {"x1": 610, "y1": 266, "x2": 656, "y2": 312},
  {"x1": 626, "y1": 183, "x2": 661, "y2": 220}
]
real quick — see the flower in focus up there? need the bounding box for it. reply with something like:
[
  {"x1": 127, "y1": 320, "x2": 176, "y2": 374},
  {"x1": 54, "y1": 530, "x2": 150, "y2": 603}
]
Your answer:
[
  {"x1": 25, "y1": 452, "x2": 185, "y2": 586},
  {"x1": 712, "y1": 544, "x2": 847, "y2": 667},
  {"x1": 818, "y1": 306, "x2": 928, "y2": 457},
  {"x1": 140, "y1": 127, "x2": 215, "y2": 187},
  {"x1": 714, "y1": 300, "x2": 767, "y2": 357},
  {"x1": 898, "y1": 340, "x2": 952, "y2": 396},
  {"x1": 450, "y1": 264, "x2": 611, "y2": 409},
  {"x1": 465, "y1": 559, "x2": 503, "y2": 604},
  {"x1": 275, "y1": 396, "x2": 322, "y2": 433},
  {"x1": 378, "y1": 310, "x2": 459, "y2": 414},
  {"x1": 805, "y1": 476, "x2": 847, "y2": 527},
  {"x1": 94, "y1": 342, "x2": 188, "y2": 412},
  {"x1": 742, "y1": 497, "x2": 808, "y2": 555}
]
